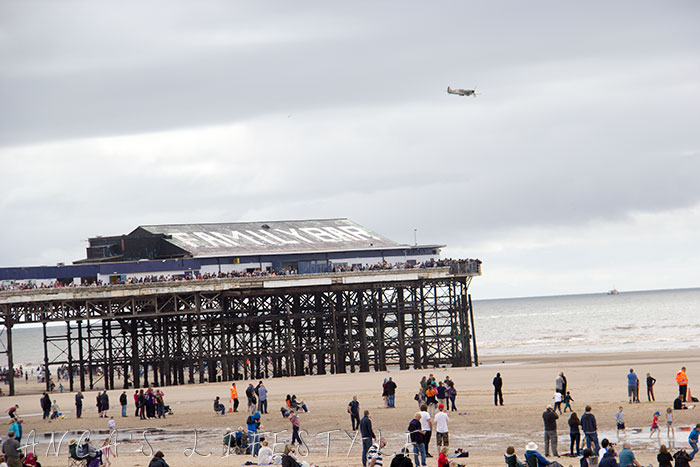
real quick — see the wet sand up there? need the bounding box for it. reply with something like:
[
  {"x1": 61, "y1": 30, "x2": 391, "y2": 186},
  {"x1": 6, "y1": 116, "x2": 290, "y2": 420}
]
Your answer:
[{"x1": 3, "y1": 349, "x2": 699, "y2": 466}]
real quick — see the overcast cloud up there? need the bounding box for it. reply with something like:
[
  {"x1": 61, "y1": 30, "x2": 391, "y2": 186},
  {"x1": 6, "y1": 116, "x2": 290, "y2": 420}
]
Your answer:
[{"x1": 1, "y1": 1, "x2": 699, "y2": 298}]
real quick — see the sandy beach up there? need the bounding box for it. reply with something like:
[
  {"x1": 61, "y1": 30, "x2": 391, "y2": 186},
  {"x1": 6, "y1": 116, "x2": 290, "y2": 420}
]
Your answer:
[{"x1": 3, "y1": 349, "x2": 699, "y2": 466}]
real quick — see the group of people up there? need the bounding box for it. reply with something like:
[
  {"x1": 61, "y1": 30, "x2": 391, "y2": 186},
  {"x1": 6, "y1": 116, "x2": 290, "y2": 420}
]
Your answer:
[
  {"x1": 416, "y1": 375, "x2": 458, "y2": 413},
  {"x1": 625, "y1": 368, "x2": 658, "y2": 403},
  {"x1": 0, "y1": 258, "x2": 481, "y2": 294}
]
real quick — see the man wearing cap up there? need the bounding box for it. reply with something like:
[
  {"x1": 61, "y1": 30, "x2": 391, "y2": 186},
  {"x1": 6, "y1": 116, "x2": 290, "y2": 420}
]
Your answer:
[
  {"x1": 542, "y1": 405, "x2": 559, "y2": 457},
  {"x1": 434, "y1": 404, "x2": 450, "y2": 449}
]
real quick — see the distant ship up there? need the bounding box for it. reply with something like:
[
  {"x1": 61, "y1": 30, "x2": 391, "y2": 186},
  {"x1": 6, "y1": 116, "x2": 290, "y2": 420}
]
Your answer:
[{"x1": 607, "y1": 289, "x2": 619, "y2": 295}]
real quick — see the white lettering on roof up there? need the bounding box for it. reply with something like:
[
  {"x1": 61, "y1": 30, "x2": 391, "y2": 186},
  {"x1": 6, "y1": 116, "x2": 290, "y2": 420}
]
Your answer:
[
  {"x1": 300, "y1": 227, "x2": 339, "y2": 242},
  {"x1": 193, "y1": 231, "x2": 236, "y2": 247},
  {"x1": 274, "y1": 228, "x2": 313, "y2": 244},
  {"x1": 339, "y1": 226, "x2": 381, "y2": 240},
  {"x1": 256, "y1": 230, "x2": 298, "y2": 244},
  {"x1": 171, "y1": 232, "x2": 201, "y2": 248},
  {"x1": 324, "y1": 227, "x2": 362, "y2": 241}
]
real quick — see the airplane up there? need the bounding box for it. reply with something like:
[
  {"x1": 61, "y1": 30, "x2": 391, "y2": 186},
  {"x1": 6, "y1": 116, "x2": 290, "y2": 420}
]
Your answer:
[{"x1": 447, "y1": 86, "x2": 476, "y2": 97}]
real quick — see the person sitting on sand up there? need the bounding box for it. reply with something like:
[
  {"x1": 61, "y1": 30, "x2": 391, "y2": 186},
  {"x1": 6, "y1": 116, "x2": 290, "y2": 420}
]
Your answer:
[
  {"x1": 280, "y1": 406, "x2": 290, "y2": 418},
  {"x1": 598, "y1": 446, "x2": 619, "y2": 467},
  {"x1": 579, "y1": 448, "x2": 593, "y2": 467},
  {"x1": 148, "y1": 451, "x2": 169, "y2": 467},
  {"x1": 524, "y1": 441, "x2": 564, "y2": 467},
  {"x1": 504, "y1": 446, "x2": 526, "y2": 467},
  {"x1": 391, "y1": 447, "x2": 414, "y2": 467},
  {"x1": 673, "y1": 396, "x2": 689, "y2": 410},
  {"x1": 258, "y1": 440, "x2": 274, "y2": 465},
  {"x1": 281, "y1": 444, "x2": 298, "y2": 467},
  {"x1": 21, "y1": 451, "x2": 40, "y2": 467},
  {"x1": 291, "y1": 395, "x2": 308, "y2": 412},
  {"x1": 214, "y1": 396, "x2": 226, "y2": 415}
]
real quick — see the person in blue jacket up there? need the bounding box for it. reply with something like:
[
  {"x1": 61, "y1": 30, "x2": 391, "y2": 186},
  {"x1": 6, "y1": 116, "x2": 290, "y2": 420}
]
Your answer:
[
  {"x1": 689, "y1": 423, "x2": 700, "y2": 460},
  {"x1": 598, "y1": 446, "x2": 620, "y2": 467},
  {"x1": 524, "y1": 441, "x2": 551, "y2": 467}
]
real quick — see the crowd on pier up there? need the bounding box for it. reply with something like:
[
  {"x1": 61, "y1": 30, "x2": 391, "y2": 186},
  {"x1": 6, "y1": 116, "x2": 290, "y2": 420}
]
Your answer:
[{"x1": 0, "y1": 258, "x2": 481, "y2": 293}]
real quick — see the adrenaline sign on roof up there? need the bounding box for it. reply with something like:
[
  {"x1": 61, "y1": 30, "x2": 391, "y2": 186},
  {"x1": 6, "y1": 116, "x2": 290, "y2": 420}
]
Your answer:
[{"x1": 135, "y1": 218, "x2": 403, "y2": 257}]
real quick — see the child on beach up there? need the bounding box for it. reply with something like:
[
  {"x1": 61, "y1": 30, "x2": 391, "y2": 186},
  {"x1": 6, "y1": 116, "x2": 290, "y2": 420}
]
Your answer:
[
  {"x1": 650, "y1": 411, "x2": 661, "y2": 445},
  {"x1": 563, "y1": 391, "x2": 573, "y2": 413},
  {"x1": 615, "y1": 406, "x2": 626, "y2": 441},
  {"x1": 504, "y1": 446, "x2": 526, "y2": 467},
  {"x1": 553, "y1": 392, "x2": 563, "y2": 414},
  {"x1": 50, "y1": 400, "x2": 60, "y2": 420},
  {"x1": 666, "y1": 408, "x2": 675, "y2": 448}
]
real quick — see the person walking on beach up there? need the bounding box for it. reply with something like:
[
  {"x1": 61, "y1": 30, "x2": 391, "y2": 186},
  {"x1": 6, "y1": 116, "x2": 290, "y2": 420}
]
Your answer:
[
  {"x1": 646, "y1": 373, "x2": 656, "y2": 402},
  {"x1": 258, "y1": 382, "x2": 269, "y2": 414},
  {"x1": 75, "y1": 392, "x2": 84, "y2": 419},
  {"x1": 688, "y1": 423, "x2": 700, "y2": 460},
  {"x1": 426, "y1": 385, "x2": 438, "y2": 416},
  {"x1": 40, "y1": 393, "x2": 51, "y2": 420},
  {"x1": 568, "y1": 412, "x2": 581, "y2": 456},
  {"x1": 615, "y1": 406, "x2": 626, "y2": 441},
  {"x1": 580, "y1": 405, "x2": 600, "y2": 452},
  {"x1": 288, "y1": 410, "x2": 302, "y2": 445},
  {"x1": 133, "y1": 390, "x2": 139, "y2": 417},
  {"x1": 493, "y1": 372, "x2": 504, "y2": 406},
  {"x1": 419, "y1": 404, "x2": 433, "y2": 458},
  {"x1": 360, "y1": 410, "x2": 377, "y2": 467},
  {"x1": 434, "y1": 404, "x2": 450, "y2": 449},
  {"x1": 436, "y1": 382, "x2": 447, "y2": 408},
  {"x1": 676, "y1": 367, "x2": 688, "y2": 402},
  {"x1": 120, "y1": 391, "x2": 127, "y2": 417},
  {"x1": 408, "y1": 412, "x2": 426, "y2": 467},
  {"x1": 246, "y1": 383, "x2": 256, "y2": 413},
  {"x1": 446, "y1": 381, "x2": 457, "y2": 411},
  {"x1": 553, "y1": 392, "x2": 563, "y2": 414},
  {"x1": 665, "y1": 407, "x2": 675, "y2": 448},
  {"x1": 627, "y1": 369, "x2": 639, "y2": 403},
  {"x1": 542, "y1": 405, "x2": 559, "y2": 457},
  {"x1": 385, "y1": 377, "x2": 397, "y2": 408},
  {"x1": 650, "y1": 411, "x2": 661, "y2": 446},
  {"x1": 555, "y1": 373, "x2": 565, "y2": 396},
  {"x1": 348, "y1": 396, "x2": 361, "y2": 431}
]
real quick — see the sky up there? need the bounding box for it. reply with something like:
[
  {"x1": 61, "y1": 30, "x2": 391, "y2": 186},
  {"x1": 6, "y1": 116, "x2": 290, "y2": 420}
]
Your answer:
[{"x1": 1, "y1": 1, "x2": 699, "y2": 299}]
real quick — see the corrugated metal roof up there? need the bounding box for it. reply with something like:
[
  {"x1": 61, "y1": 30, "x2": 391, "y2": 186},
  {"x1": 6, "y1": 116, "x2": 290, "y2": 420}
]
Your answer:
[{"x1": 136, "y1": 218, "x2": 406, "y2": 257}]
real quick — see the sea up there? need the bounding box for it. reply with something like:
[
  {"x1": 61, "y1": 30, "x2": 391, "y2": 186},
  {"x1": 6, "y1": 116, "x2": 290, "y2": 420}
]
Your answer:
[{"x1": 5, "y1": 287, "x2": 700, "y2": 368}]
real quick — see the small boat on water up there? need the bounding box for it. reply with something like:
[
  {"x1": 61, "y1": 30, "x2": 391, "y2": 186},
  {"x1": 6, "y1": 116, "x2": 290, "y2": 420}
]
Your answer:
[{"x1": 607, "y1": 289, "x2": 619, "y2": 295}]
